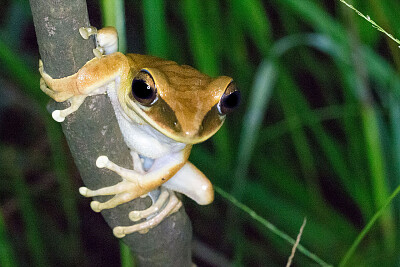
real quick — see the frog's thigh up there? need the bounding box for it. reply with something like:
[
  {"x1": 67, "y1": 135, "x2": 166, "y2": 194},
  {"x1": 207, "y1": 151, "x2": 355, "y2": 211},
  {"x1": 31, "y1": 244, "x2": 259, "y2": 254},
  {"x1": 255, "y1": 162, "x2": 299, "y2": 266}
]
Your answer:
[{"x1": 163, "y1": 162, "x2": 214, "y2": 205}]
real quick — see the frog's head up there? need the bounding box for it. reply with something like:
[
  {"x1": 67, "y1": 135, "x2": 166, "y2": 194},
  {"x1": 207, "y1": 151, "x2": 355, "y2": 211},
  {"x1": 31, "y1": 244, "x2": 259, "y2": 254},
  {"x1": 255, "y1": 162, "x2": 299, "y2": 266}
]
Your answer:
[{"x1": 119, "y1": 54, "x2": 240, "y2": 144}]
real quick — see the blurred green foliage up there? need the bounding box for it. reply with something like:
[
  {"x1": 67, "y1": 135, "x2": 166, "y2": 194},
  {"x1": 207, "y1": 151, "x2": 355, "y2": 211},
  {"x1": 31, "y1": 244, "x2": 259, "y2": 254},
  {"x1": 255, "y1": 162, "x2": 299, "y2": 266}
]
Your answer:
[{"x1": 1, "y1": 0, "x2": 400, "y2": 266}]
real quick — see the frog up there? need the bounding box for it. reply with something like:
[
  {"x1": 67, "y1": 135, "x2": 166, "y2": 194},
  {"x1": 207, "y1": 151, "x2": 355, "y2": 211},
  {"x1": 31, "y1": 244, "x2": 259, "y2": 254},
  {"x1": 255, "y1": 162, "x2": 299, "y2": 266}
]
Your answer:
[{"x1": 39, "y1": 26, "x2": 240, "y2": 238}]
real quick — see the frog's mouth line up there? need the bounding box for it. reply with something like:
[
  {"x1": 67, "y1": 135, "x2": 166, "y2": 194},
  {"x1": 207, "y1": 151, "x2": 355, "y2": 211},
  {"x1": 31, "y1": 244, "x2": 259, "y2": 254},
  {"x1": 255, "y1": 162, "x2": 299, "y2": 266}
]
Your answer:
[{"x1": 125, "y1": 100, "x2": 226, "y2": 145}]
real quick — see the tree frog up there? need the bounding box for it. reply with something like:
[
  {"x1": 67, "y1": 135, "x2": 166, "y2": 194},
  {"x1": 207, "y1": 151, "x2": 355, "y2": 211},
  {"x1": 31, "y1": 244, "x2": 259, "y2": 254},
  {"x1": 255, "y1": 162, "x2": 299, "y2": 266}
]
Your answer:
[{"x1": 39, "y1": 26, "x2": 240, "y2": 238}]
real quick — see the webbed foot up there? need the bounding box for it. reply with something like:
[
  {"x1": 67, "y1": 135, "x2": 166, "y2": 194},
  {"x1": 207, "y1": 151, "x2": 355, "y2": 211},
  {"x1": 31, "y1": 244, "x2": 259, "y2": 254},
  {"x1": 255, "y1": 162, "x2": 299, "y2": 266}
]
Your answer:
[
  {"x1": 129, "y1": 187, "x2": 170, "y2": 221},
  {"x1": 80, "y1": 155, "x2": 183, "y2": 237},
  {"x1": 113, "y1": 189, "x2": 182, "y2": 238},
  {"x1": 79, "y1": 155, "x2": 144, "y2": 212}
]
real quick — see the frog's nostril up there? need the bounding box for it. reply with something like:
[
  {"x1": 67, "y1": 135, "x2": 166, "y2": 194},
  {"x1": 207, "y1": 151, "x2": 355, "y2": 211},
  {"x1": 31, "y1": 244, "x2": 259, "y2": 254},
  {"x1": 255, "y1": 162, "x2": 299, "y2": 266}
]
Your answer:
[{"x1": 184, "y1": 130, "x2": 197, "y2": 137}]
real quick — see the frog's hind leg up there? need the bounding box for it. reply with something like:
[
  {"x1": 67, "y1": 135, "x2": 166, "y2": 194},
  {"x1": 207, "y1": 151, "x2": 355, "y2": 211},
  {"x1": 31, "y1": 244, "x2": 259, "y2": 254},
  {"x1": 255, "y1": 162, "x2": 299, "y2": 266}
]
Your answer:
[
  {"x1": 163, "y1": 161, "x2": 214, "y2": 205},
  {"x1": 113, "y1": 190, "x2": 182, "y2": 238},
  {"x1": 51, "y1": 95, "x2": 87, "y2": 122}
]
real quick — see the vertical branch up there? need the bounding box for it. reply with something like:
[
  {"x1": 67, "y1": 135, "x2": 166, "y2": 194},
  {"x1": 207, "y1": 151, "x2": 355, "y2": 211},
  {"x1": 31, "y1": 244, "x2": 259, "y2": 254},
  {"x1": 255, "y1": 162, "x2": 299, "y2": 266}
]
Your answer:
[{"x1": 29, "y1": 0, "x2": 193, "y2": 266}]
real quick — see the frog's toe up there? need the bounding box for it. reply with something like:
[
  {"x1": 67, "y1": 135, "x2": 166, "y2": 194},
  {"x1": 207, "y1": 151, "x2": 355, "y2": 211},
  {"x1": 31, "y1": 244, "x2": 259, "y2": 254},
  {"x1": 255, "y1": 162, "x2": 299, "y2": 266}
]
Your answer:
[
  {"x1": 113, "y1": 227, "x2": 126, "y2": 238},
  {"x1": 128, "y1": 188, "x2": 170, "y2": 221},
  {"x1": 93, "y1": 48, "x2": 104, "y2": 58},
  {"x1": 129, "y1": 211, "x2": 142, "y2": 222},
  {"x1": 52, "y1": 110, "x2": 65, "y2": 122},
  {"x1": 79, "y1": 26, "x2": 97, "y2": 39},
  {"x1": 90, "y1": 201, "x2": 102, "y2": 212},
  {"x1": 79, "y1": 187, "x2": 89, "y2": 196},
  {"x1": 96, "y1": 156, "x2": 109, "y2": 168}
]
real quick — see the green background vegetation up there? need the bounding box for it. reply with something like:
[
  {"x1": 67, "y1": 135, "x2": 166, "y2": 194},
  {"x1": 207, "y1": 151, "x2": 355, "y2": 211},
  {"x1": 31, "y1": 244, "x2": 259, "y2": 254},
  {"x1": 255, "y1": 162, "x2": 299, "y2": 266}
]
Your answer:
[{"x1": 1, "y1": 0, "x2": 400, "y2": 266}]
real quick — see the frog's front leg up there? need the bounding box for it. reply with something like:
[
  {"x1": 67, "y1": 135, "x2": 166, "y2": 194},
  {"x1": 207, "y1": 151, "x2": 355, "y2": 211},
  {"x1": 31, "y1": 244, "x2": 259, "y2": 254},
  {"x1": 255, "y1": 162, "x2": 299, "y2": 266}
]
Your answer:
[
  {"x1": 39, "y1": 26, "x2": 122, "y2": 122},
  {"x1": 80, "y1": 146, "x2": 191, "y2": 212}
]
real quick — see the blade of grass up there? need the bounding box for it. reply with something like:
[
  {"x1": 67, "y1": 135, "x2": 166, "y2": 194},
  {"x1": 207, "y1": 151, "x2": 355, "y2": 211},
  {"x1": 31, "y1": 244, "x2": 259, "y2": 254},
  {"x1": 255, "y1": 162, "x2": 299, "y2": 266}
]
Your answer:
[
  {"x1": 120, "y1": 241, "x2": 135, "y2": 267},
  {"x1": 388, "y1": 82, "x2": 400, "y2": 205},
  {"x1": 339, "y1": 184, "x2": 400, "y2": 266},
  {"x1": 1, "y1": 146, "x2": 49, "y2": 267},
  {"x1": 225, "y1": 7, "x2": 253, "y2": 84},
  {"x1": 181, "y1": 0, "x2": 218, "y2": 76},
  {"x1": 216, "y1": 186, "x2": 332, "y2": 266},
  {"x1": 0, "y1": 35, "x2": 82, "y2": 263},
  {"x1": 226, "y1": 60, "x2": 276, "y2": 264},
  {"x1": 259, "y1": 103, "x2": 359, "y2": 143},
  {"x1": 0, "y1": 211, "x2": 18, "y2": 267},
  {"x1": 277, "y1": 68, "x2": 321, "y2": 204},
  {"x1": 142, "y1": 0, "x2": 168, "y2": 57},
  {"x1": 203, "y1": 0, "x2": 223, "y2": 59},
  {"x1": 44, "y1": 116, "x2": 82, "y2": 259},
  {"x1": 231, "y1": 0, "x2": 272, "y2": 56},
  {"x1": 345, "y1": 11, "x2": 395, "y2": 249},
  {"x1": 100, "y1": 0, "x2": 127, "y2": 53},
  {"x1": 276, "y1": 0, "x2": 346, "y2": 43},
  {"x1": 270, "y1": 34, "x2": 379, "y2": 214},
  {"x1": 338, "y1": 0, "x2": 400, "y2": 46},
  {"x1": 0, "y1": 37, "x2": 43, "y2": 104},
  {"x1": 270, "y1": 34, "x2": 356, "y2": 193},
  {"x1": 252, "y1": 150, "x2": 357, "y2": 240},
  {"x1": 231, "y1": 60, "x2": 276, "y2": 199},
  {"x1": 360, "y1": 105, "x2": 395, "y2": 246},
  {"x1": 280, "y1": 67, "x2": 355, "y2": 195}
]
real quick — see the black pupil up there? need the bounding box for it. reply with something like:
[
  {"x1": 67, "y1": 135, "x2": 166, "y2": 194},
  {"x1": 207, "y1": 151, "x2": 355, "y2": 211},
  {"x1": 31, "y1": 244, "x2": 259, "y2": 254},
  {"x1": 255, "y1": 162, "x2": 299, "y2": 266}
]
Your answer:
[
  {"x1": 132, "y1": 79, "x2": 153, "y2": 99},
  {"x1": 222, "y1": 91, "x2": 240, "y2": 109}
]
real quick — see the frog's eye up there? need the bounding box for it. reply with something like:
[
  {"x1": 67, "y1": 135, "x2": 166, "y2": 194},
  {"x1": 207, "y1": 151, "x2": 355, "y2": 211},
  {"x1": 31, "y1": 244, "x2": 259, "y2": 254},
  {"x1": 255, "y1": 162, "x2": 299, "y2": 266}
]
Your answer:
[
  {"x1": 217, "y1": 82, "x2": 241, "y2": 115},
  {"x1": 130, "y1": 70, "x2": 157, "y2": 106}
]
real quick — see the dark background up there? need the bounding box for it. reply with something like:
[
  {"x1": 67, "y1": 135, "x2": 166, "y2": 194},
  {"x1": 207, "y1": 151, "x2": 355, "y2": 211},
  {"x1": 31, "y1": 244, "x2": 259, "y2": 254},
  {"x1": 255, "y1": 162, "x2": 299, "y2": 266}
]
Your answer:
[{"x1": 1, "y1": 0, "x2": 400, "y2": 266}]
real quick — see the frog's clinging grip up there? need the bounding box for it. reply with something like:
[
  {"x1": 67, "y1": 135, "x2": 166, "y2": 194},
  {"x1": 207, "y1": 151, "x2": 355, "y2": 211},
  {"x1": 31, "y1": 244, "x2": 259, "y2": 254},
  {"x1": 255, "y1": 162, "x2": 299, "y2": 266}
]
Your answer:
[
  {"x1": 112, "y1": 191, "x2": 181, "y2": 238},
  {"x1": 38, "y1": 26, "x2": 239, "y2": 238},
  {"x1": 129, "y1": 187, "x2": 170, "y2": 221}
]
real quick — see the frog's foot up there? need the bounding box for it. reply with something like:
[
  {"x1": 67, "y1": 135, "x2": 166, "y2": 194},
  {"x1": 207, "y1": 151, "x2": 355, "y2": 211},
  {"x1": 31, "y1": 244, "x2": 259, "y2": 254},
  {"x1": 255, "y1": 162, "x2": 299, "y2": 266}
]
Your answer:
[
  {"x1": 79, "y1": 26, "x2": 98, "y2": 39},
  {"x1": 79, "y1": 156, "x2": 144, "y2": 212},
  {"x1": 129, "y1": 187, "x2": 170, "y2": 221},
  {"x1": 79, "y1": 181, "x2": 139, "y2": 212},
  {"x1": 39, "y1": 71, "x2": 87, "y2": 122},
  {"x1": 113, "y1": 190, "x2": 182, "y2": 238},
  {"x1": 79, "y1": 26, "x2": 103, "y2": 58},
  {"x1": 51, "y1": 95, "x2": 87, "y2": 122},
  {"x1": 79, "y1": 26, "x2": 118, "y2": 57},
  {"x1": 96, "y1": 27, "x2": 118, "y2": 55}
]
